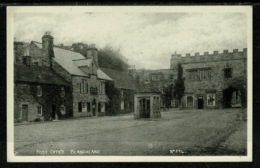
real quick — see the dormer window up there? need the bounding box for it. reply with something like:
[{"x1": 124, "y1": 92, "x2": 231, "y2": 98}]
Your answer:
[{"x1": 37, "y1": 85, "x2": 42, "y2": 97}]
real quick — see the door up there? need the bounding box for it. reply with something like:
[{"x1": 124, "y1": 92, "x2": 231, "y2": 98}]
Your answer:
[
  {"x1": 198, "y1": 96, "x2": 204, "y2": 109},
  {"x1": 51, "y1": 105, "x2": 56, "y2": 119},
  {"x1": 92, "y1": 99, "x2": 96, "y2": 116},
  {"x1": 21, "y1": 104, "x2": 28, "y2": 121}
]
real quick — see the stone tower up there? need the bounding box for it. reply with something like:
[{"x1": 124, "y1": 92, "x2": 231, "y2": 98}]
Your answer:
[{"x1": 42, "y1": 31, "x2": 54, "y2": 67}]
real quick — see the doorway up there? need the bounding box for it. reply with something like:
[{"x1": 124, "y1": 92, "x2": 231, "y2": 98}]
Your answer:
[
  {"x1": 51, "y1": 105, "x2": 56, "y2": 119},
  {"x1": 197, "y1": 96, "x2": 204, "y2": 109},
  {"x1": 223, "y1": 86, "x2": 238, "y2": 108},
  {"x1": 92, "y1": 99, "x2": 96, "y2": 116},
  {"x1": 139, "y1": 98, "x2": 150, "y2": 118},
  {"x1": 21, "y1": 104, "x2": 28, "y2": 121}
]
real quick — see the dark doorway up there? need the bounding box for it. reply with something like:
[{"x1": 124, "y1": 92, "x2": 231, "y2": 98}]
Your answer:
[
  {"x1": 197, "y1": 96, "x2": 204, "y2": 109},
  {"x1": 22, "y1": 104, "x2": 28, "y2": 121},
  {"x1": 139, "y1": 98, "x2": 150, "y2": 118},
  {"x1": 51, "y1": 105, "x2": 56, "y2": 119},
  {"x1": 223, "y1": 87, "x2": 236, "y2": 108},
  {"x1": 92, "y1": 99, "x2": 96, "y2": 116}
]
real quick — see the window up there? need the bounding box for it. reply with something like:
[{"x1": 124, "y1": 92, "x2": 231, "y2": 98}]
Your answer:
[
  {"x1": 60, "y1": 105, "x2": 66, "y2": 115},
  {"x1": 188, "y1": 69, "x2": 211, "y2": 81},
  {"x1": 78, "y1": 102, "x2": 82, "y2": 112},
  {"x1": 37, "y1": 85, "x2": 42, "y2": 97},
  {"x1": 169, "y1": 74, "x2": 174, "y2": 79},
  {"x1": 100, "y1": 83, "x2": 105, "y2": 94},
  {"x1": 186, "y1": 96, "x2": 194, "y2": 107},
  {"x1": 224, "y1": 68, "x2": 232, "y2": 78},
  {"x1": 152, "y1": 74, "x2": 160, "y2": 81},
  {"x1": 161, "y1": 88, "x2": 165, "y2": 94},
  {"x1": 82, "y1": 102, "x2": 87, "y2": 112},
  {"x1": 80, "y1": 80, "x2": 88, "y2": 93},
  {"x1": 37, "y1": 105, "x2": 42, "y2": 115},
  {"x1": 207, "y1": 94, "x2": 216, "y2": 106},
  {"x1": 171, "y1": 99, "x2": 178, "y2": 108},
  {"x1": 61, "y1": 87, "x2": 65, "y2": 98}
]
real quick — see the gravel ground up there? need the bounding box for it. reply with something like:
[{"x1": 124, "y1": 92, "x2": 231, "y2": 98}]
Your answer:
[{"x1": 14, "y1": 108, "x2": 247, "y2": 156}]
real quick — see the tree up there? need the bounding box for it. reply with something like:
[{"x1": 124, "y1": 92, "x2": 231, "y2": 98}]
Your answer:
[
  {"x1": 69, "y1": 43, "x2": 129, "y2": 71},
  {"x1": 173, "y1": 63, "x2": 185, "y2": 110},
  {"x1": 164, "y1": 84, "x2": 174, "y2": 108},
  {"x1": 98, "y1": 45, "x2": 129, "y2": 71}
]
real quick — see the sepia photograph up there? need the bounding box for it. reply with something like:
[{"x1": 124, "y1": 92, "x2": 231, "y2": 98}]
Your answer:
[{"x1": 7, "y1": 6, "x2": 252, "y2": 162}]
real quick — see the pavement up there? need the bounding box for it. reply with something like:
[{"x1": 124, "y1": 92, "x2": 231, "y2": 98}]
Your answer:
[{"x1": 14, "y1": 108, "x2": 247, "y2": 156}]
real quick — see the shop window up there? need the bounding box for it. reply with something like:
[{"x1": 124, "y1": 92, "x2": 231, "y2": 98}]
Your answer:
[
  {"x1": 37, "y1": 105, "x2": 42, "y2": 115},
  {"x1": 207, "y1": 94, "x2": 216, "y2": 106},
  {"x1": 187, "y1": 96, "x2": 194, "y2": 107},
  {"x1": 37, "y1": 85, "x2": 42, "y2": 97}
]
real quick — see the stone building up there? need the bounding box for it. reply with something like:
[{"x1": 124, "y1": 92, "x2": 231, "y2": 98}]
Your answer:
[
  {"x1": 14, "y1": 63, "x2": 72, "y2": 122},
  {"x1": 14, "y1": 32, "x2": 113, "y2": 120},
  {"x1": 135, "y1": 69, "x2": 177, "y2": 108},
  {"x1": 101, "y1": 68, "x2": 137, "y2": 114},
  {"x1": 28, "y1": 32, "x2": 112, "y2": 118},
  {"x1": 170, "y1": 49, "x2": 247, "y2": 109}
]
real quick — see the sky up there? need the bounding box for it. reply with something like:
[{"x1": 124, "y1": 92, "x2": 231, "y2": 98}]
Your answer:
[{"x1": 13, "y1": 11, "x2": 248, "y2": 69}]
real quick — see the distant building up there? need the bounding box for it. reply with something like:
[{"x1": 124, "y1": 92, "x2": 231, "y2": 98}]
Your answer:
[
  {"x1": 170, "y1": 49, "x2": 247, "y2": 109},
  {"x1": 101, "y1": 68, "x2": 137, "y2": 114},
  {"x1": 135, "y1": 69, "x2": 177, "y2": 108}
]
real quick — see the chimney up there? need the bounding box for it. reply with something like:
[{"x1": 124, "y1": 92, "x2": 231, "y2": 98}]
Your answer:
[
  {"x1": 42, "y1": 31, "x2": 54, "y2": 67},
  {"x1": 22, "y1": 48, "x2": 31, "y2": 66},
  {"x1": 86, "y1": 44, "x2": 98, "y2": 67}
]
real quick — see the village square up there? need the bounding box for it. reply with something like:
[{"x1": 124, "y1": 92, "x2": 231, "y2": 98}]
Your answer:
[{"x1": 12, "y1": 11, "x2": 249, "y2": 156}]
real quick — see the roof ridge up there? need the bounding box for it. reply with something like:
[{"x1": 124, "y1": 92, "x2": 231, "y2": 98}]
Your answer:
[{"x1": 31, "y1": 41, "x2": 84, "y2": 54}]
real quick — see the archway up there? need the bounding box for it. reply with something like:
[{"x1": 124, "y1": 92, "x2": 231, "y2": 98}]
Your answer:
[
  {"x1": 223, "y1": 76, "x2": 247, "y2": 108},
  {"x1": 139, "y1": 98, "x2": 150, "y2": 118},
  {"x1": 223, "y1": 87, "x2": 237, "y2": 108}
]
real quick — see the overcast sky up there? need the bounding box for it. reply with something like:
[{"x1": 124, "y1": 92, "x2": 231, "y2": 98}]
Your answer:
[{"x1": 13, "y1": 12, "x2": 248, "y2": 69}]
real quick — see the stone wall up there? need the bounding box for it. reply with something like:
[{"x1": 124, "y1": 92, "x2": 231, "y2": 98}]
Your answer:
[
  {"x1": 14, "y1": 82, "x2": 72, "y2": 122},
  {"x1": 71, "y1": 75, "x2": 108, "y2": 118},
  {"x1": 170, "y1": 48, "x2": 247, "y2": 109}
]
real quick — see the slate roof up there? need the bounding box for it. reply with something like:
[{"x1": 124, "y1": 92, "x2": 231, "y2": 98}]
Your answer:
[
  {"x1": 32, "y1": 41, "x2": 112, "y2": 81},
  {"x1": 101, "y1": 68, "x2": 137, "y2": 90},
  {"x1": 14, "y1": 63, "x2": 70, "y2": 86}
]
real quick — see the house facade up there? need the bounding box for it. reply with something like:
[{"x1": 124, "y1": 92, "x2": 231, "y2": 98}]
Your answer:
[
  {"x1": 101, "y1": 68, "x2": 137, "y2": 115},
  {"x1": 29, "y1": 32, "x2": 112, "y2": 118},
  {"x1": 170, "y1": 49, "x2": 247, "y2": 109},
  {"x1": 14, "y1": 63, "x2": 72, "y2": 122}
]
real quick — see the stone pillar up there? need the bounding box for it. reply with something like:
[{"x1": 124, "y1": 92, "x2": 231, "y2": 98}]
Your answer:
[
  {"x1": 150, "y1": 96, "x2": 153, "y2": 118},
  {"x1": 134, "y1": 96, "x2": 139, "y2": 119}
]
